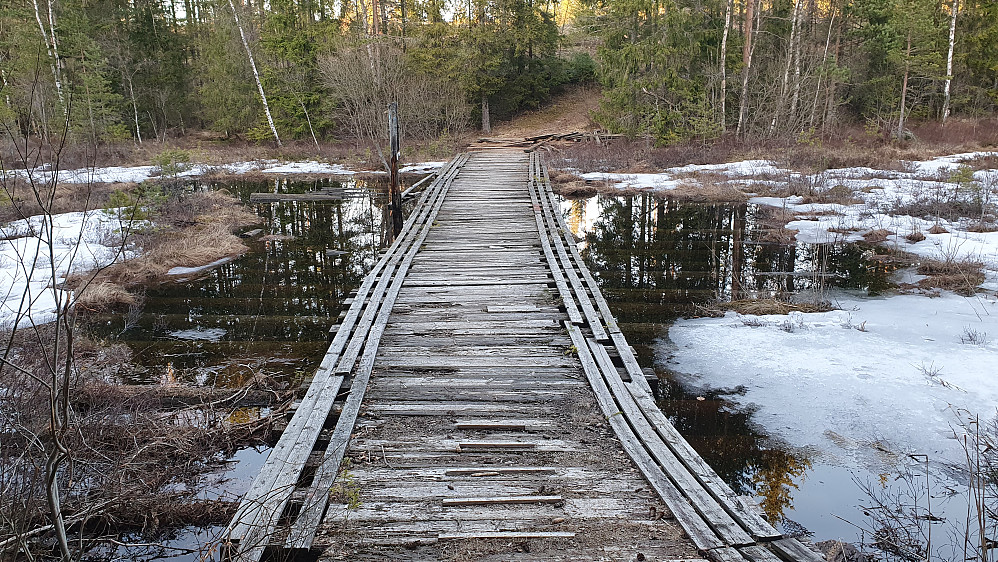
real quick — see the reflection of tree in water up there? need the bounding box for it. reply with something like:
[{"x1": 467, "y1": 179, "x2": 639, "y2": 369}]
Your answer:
[
  {"x1": 754, "y1": 451, "x2": 812, "y2": 523},
  {"x1": 573, "y1": 193, "x2": 816, "y2": 525},
  {"x1": 658, "y1": 379, "x2": 812, "y2": 524},
  {"x1": 101, "y1": 177, "x2": 394, "y2": 386}
]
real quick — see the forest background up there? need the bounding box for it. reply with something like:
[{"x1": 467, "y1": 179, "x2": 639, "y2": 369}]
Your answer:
[{"x1": 1, "y1": 0, "x2": 996, "y2": 155}]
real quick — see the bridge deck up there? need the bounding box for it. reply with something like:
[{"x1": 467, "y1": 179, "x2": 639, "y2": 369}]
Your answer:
[
  {"x1": 225, "y1": 151, "x2": 823, "y2": 562},
  {"x1": 313, "y1": 151, "x2": 696, "y2": 560}
]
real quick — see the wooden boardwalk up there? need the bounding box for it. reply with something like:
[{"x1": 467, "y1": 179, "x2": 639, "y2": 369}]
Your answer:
[{"x1": 224, "y1": 152, "x2": 823, "y2": 562}]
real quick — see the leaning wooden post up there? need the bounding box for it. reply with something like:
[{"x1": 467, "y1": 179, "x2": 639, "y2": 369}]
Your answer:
[{"x1": 388, "y1": 102, "x2": 403, "y2": 239}]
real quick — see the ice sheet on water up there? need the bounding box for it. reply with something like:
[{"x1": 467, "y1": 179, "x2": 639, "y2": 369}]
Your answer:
[{"x1": 664, "y1": 292, "x2": 998, "y2": 469}]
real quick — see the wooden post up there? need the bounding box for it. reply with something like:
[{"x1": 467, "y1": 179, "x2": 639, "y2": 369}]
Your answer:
[{"x1": 388, "y1": 102, "x2": 403, "y2": 239}]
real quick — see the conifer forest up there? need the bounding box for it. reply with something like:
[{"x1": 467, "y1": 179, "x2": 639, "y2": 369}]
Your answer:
[{"x1": 0, "y1": 0, "x2": 995, "y2": 147}]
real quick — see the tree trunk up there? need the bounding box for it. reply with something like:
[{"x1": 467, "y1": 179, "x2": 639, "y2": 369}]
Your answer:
[
  {"x1": 736, "y1": 0, "x2": 755, "y2": 135},
  {"x1": 809, "y1": 12, "x2": 836, "y2": 129},
  {"x1": 897, "y1": 32, "x2": 912, "y2": 138},
  {"x1": 770, "y1": 0, "x2": 801, "y2": 135},
  {"x1": 127, "y1": 77, "x2": 142, "y2": 144},
  {"x1": 228, "y1": 0, "x2": 282, "y2": 147},
  {"x1": 300, "y1": 100, "x2": 320, "y2": 151},
  {"x1": 788, "y1": 0, "x2": 806, "y2": 127},
  {"x1": 823, "y1": 13, "x2": 843, "y2": 129},
  {"x1": 942, "y1": 0, "x2": 958, "y2": 123},
  {"x1": 720, "y1": 0, "x2": 732, "y2": 131},
  {"x1": 481, "y1": 95, "x2": 490, "y2": 133},
  {"x1": 31, "y1": 0, "x2": 65, "y2": 112}
]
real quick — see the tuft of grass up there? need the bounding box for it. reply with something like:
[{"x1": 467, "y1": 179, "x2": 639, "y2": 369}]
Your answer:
[
  {"x1": 863, "y1": 229, "x2": 895, "y2": 243},
  {"x1": 717, "y1": 298, "x2": 835, "y2": 315},
  {"x1": 916, "y1": 258, "x2": 986, "y2": 296},
  {"x1": 667, "y1": 179, "x2": 749, "y2": 203},
  {"x1": 72, "y1": 281, "x2": 138, "y2": 313},
  {"x1": 928, "y1": 224, "x2": 949, "y2": 234}
]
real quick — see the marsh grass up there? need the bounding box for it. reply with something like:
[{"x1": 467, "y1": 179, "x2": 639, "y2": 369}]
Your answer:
[
  {"x1": 715, "y1": 298, "x2": 835, "y2": 315},
  {"x1": 915, "y1": 258, "x2": 986, "y2": 296}
]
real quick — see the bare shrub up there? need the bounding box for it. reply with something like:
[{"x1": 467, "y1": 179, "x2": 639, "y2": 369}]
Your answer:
[
  {"x1": 959, "y1": 327, "x2": 988, "y2": 346},
  {"x1": 319, "y1": 40, "x2": 469, "y2": 171}
]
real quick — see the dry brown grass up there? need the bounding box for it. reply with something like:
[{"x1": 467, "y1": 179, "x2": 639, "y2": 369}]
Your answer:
[
  {"x1": 0, "y1": 179, "x2": 123, "y2": 222},
  {"x1": 73, "y1": 282, "x2": 138, "y2": 313},
  {"x1": 928, "y1": 224, "x2": 949, "y2": 234},
  {"x1": 863, "y1": 229, "x2": 895, "y2": 243},
  {"x1": 666, "y1": 180, "x2": 748, "y2": 202},
  {"x1": 916, "y1": 258, "x2": 986, "y2": 296},
  {"x1": 78, "y1": 190, "x2": 256, "y2": 293},
  {"x1": 906, "y1": 230, "x2": 927, "y2": 242},
  {"x1": 756, "y1": 206, "x2": 799, "y2": 244},
  {"x1": 716, "y1": 298, "x2": 835, "y2": 315},
  {"x1": 548, "y1": 168, "x2": 599, "y2": 197}
]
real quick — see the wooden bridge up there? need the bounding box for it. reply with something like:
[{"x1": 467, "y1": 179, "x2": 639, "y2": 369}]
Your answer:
[{"x1": 224, "y1": 152, "x2": 823, "y2": 562}]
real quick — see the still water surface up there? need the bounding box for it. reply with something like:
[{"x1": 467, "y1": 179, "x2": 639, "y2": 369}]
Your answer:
[{"x1": 101, "y1": 182, "x2": 902, "y2": 557}]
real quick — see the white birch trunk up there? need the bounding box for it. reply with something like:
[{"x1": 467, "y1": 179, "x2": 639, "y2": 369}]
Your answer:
[
  {"x1": 128, "y1": 78, "x2": 142, "y2": 144},
  {"x1": 897, "y1": 32, "x2": 912, "y2": 138},
  {"x1": 720, "y1": 0, "x2": 732, "y2": 131},
  {"x1": 228, "y1": 0, "x2": 282, "y2": 147},
  {"x1": 788, "y1": 0, "x2": 805, "y2": 125},
  {"x1": 31, "y1": 0, "x2": 65, "y2": 112},
  {"x1": 942, "y1": 0, "x2": 958, "y2": 123}
]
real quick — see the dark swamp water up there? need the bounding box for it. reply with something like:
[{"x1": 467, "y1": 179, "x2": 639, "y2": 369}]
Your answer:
[{"x1": 95, "y1": 181, "x2": 900, "y2": 558}]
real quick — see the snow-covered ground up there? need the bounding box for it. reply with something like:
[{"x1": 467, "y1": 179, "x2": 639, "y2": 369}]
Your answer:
[
  {"x1": 5, "y1": 159, "x2": 446, "y2": 185},
  {"x1": 0, "y1": 209, "x2": 140, "y2": 329}
]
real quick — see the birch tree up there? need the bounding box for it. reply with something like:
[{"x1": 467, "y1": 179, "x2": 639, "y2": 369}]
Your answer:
[
  {"x1": 719, "y1": 0, "x2": 732, "y2": 130},
  {"x1": 941, "y1": 0, "x2": 958, "y2": 123},
  {"x1": 227, "y1": 0, "x2": 282, "y2": 146}
]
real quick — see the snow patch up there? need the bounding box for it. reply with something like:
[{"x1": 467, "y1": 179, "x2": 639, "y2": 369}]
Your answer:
[
  {"x1": 666, "y1": 293, "x2": 998, "y2": 469},
  {"x1": 0, "y1": 209, "x2": 141, "y2": 329}
]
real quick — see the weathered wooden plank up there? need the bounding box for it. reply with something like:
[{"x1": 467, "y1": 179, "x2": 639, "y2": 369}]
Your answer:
[
  {"x1": 445, "y1": 467, "x2": 558, "y2": 476},
  {"x1": 455, "y1": 421, "x2": 529, "y2": 431},
  {"x1": 707, "y1": 547, "x2": 751, "y2": 562},
  {"x1": 768, "y1": 538, "x2": 825, "y2": 562},
  {"x1": 532, "y1": 155, "x2": 608, "y2": 342},
  {"x1": 438, "y1": 531, "x2": 575, "y2": 540},
  {"x1": 442, "y1": 496, "x2": 563, "y2": 506},
  {"x1": 737, "y1": 545, "x2": 784, "y2": 562},
  {"x1": 586, "y1": 339, "x2": 753, "y2": 546},
  {"x1": 564, "y1": 322, "x2": 724, "y2": 551},
  {"x1": 457, "y1": 442, "x2": 538, "y2": 450}
]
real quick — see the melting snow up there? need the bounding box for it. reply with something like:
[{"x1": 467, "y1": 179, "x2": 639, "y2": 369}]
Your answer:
[
  {"x1": 5, "y1": 159, "x2": 448, "y2": 185},
  {"x1": 0, "y1": 209, "x2": 140, "y2": 328},
  {"x1": 665, "y1": 293, "x2": 998, "y2": 470}
]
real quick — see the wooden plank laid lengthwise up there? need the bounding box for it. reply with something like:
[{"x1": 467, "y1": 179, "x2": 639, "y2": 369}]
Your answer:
[{"x1": 224, "y1": 155, "x2": 469, "y2": 561}]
